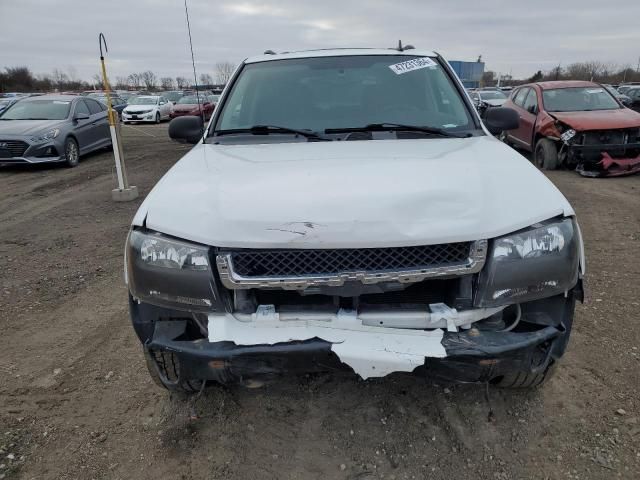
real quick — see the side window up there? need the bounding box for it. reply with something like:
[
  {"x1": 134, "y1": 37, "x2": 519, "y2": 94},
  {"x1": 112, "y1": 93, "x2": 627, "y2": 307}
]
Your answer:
[
  {"x1": 523, "y1": 89, "x2": 538, "y2": 113},
  {"x1": 74, "y1": 100, "x2": 90, "y2": 116},
  {"x1": 513, "y1": 88, "x2": 529, "y2": 108},
  {"x1": 86, "y1": 99, "x2": 103, "y2": 114}
]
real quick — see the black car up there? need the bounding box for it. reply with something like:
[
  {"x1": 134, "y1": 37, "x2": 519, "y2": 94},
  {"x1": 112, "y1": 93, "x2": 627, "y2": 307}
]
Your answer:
[
  {"x1": 91, "y1": 94, "x2": 128, "y2": 119},
  {"x1": 603, "y1": 85, "x2": 631, "y2": 107},
  {"x1": 626, "y1": 87, "x2": 640, "y2": 112}
]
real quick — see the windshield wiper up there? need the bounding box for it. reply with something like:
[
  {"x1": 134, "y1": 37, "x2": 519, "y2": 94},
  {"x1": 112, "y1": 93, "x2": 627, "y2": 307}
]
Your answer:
[
  {"x1": 325, "y1": 123, "x2": 471, "y2": 138},
  {"x1": 215, "y1": 125, "x2": 331, "y2": 141}
]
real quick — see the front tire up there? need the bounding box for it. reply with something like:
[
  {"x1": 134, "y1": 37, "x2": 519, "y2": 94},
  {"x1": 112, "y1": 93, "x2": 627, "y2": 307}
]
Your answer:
[
  {"x1": 534, "y1": 138, "x2": 559, "y2": 170},
  {"x1": 155, "y1": 112, "x2": 160, "y2": 124},
  {"x1": 64, "y1": 137, "x2": 79, "y2": 167},
  {"x1": 492, "y1": 363, "x2": 557, "y2": 389},
  {"x1": 144, "y1": 349, "x2": 204, "y2": 394}
]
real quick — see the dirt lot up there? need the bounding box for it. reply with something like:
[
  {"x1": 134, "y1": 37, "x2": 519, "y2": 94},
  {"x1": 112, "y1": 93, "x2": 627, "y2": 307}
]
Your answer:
[{"x1": 0, "y1": 123, "x2": 639, "y2": 480}]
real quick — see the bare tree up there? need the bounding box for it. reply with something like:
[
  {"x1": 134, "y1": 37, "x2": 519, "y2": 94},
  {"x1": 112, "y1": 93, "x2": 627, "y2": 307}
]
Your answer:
[
  {"x1": 175, "y1": 76, "x2": 188, "y2": 89},
  {"x1": 160, "y1": 77, "x2": 174, "y2": 90},
  {"x1": 51, "y1": 68, "x2": 69, "y2": 89},
  {"x1": 199, "y1": 73, "x2": 213, "y2": 85},
  {"x1": 140, "y1": 70, "x2": 157, "y2": 89},
  {"x1": 215, "y1": 62, "x2": 236, "y2": 85},
  {"x1": 115, "y1": 76, "x2": 129, "y2": 90},
  {"x1": 66, "y1": 66, "x2": 79, "y2": 83},
  {"x1": 35, "y1": 73, "x2": 53, "y2": 91},
  {"x1": 128, "y1": 73, "x2": 141, "y2": 88},
  {"x1": 92, "y1": 73, "x2": 107, "y2": 89}
]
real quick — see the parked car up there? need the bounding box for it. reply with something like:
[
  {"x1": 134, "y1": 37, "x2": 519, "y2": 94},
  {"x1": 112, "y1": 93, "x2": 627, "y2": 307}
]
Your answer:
[
  {"x1": 117, "y1": 91, "x2": 137, "y2": 102},
  {"x1": 169, "y1": 95, "x2": 214, "y2": 119},
  {"x1": 122, "y1": 95, "x2": 171, "y2": 124},
  {"x1": 625, "y1": 87, "x2": 640, "y2": 112},
  {"x1": 92, "y1": 94, "x2": 128, "y2": 119},
  {"x1": 469, "y1": 89, "x2": 508, "y2": 118},
  {"x1": 618, "y1": 83, "x2": 640, "y2": 95},
  {"x1": 126, "y1": 48, "x2": 585, "y2": 393},
  {"x1": 0, "y1": 94, "x2": 110, "y2": 167},
  {"x1": 163, "y1": 91, "x2": 186, "y2": 104},
  {"x1": 502, "y1": 80, "x2": 640, "y2": 177},
  {"x1": 603, "y1": 84, "x2": 631, "y2": 107},
  {"x1": 0, "y1": 97, "x2": 21, "y2": 115}
]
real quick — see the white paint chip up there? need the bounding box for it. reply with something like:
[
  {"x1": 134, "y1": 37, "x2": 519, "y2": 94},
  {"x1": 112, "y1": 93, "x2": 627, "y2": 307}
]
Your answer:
[{"x1": 208, "y1": 313, "x2": 445, "y2": 379}]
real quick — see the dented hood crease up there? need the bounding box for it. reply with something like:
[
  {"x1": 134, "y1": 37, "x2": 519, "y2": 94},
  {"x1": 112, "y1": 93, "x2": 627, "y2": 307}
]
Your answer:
[
  {"x1": 135, "y1": 137, "x2": 574, "y2": 248},
  {"x1": 548, "y1": 108, "x2": 640, "y2": 131}
]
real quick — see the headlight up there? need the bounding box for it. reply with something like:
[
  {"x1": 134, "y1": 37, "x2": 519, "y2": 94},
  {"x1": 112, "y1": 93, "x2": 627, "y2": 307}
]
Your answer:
[
  {"x1": 31, "y1": 128, "x2": 59, "y2": 142},
  {"x1": 475, "y1": 218, "x2": 580, "y2": 307},
  {"x1": 560, "y1": 129, "x2": 576, "y2": 143},
  {"x1": 126, "y1": 230, "x2": 217, "y2": 311}
]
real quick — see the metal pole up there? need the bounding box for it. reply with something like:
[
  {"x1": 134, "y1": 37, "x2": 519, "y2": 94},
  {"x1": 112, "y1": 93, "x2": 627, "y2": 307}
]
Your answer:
[{"x1": 99, "y1": 33, "x2": 138, "y2": 201}]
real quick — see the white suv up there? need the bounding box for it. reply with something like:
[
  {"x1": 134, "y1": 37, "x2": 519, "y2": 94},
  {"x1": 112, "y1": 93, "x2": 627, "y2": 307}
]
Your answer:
[{"x1": 125, "y1": 48, "x2": 584, "y2": 392}]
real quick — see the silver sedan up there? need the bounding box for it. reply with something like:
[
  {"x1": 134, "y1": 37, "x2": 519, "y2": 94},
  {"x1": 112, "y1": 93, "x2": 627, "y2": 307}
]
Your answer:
[{"x1": 0, "y1": 94, "x2": 112, "y2": 167}]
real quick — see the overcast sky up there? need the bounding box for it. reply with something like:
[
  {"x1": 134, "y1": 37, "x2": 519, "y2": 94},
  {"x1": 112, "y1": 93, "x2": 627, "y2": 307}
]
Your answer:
[{"x1": 2, "y1": 0, "x2": 639, "y2": 82}]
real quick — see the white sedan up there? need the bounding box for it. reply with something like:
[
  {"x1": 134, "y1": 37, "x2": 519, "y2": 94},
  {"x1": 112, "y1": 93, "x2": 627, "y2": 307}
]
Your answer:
[{"x1": 122, "y1": 96, "x2": 171, "y2": 124}]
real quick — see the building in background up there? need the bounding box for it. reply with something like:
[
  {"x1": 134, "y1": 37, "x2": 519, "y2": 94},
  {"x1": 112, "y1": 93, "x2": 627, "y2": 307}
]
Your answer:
[{"x1": 449, "y1": 60, "x2": 485, "y2": 89}]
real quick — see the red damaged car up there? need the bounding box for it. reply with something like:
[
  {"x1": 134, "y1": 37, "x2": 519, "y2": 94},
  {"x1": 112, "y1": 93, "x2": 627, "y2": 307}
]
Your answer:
[
  {"x1": 169, "y1": 95, "x2": 214, "y2": 120},
  {"x1": 502, "y1": 80, "x2": 640, "y2": 177}
]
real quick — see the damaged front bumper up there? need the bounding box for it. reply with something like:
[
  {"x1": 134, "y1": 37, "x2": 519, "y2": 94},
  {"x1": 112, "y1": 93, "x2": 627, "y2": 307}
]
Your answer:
[
  {"x1": 132, "y1": 293, "x2": 576, "y2": 385},
  {"x1": 564, "y1": 140, "x2": 640, "y2": 177}
]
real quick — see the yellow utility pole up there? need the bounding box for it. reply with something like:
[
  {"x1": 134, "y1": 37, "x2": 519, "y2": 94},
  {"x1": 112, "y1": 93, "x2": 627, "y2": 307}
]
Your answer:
[{"x1": 99, "y1": 33, "x2": 138, "y2": 201}]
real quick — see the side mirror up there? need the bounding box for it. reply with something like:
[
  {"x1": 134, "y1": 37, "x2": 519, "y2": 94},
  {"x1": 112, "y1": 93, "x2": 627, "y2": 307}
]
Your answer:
[
  {"x1": 484, "y1": 107, "x2": 519, "y2": 135},
  {"x1": 527, "y1": 104, "x2": 537, "y2": 114},
  {"x1": 74, "y1": 112, "x2": 90, "y2": 121},
  {"x1": 168, "y1": 115, "x2": 204, "y2": 144}
]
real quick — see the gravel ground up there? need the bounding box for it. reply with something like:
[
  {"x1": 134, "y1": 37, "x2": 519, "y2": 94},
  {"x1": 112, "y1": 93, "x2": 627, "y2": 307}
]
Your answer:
[{"x1": 0, "y1": 123, "x2": 639, "y2": 480}]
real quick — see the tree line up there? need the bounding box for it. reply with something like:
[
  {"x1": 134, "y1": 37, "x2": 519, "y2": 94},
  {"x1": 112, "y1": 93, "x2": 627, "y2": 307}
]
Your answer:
[
  {"x1": 483, "y1": 61, "x2": 640, "y2": 87},
  {"x1": 0, "y1": 62, "x2": 237, "y2": 93}
]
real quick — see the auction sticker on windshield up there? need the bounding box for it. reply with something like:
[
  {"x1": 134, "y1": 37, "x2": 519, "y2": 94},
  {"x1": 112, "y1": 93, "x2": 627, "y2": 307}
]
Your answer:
[{"x1": 389, "y1": 57, "x2": 437, "y2": 75}]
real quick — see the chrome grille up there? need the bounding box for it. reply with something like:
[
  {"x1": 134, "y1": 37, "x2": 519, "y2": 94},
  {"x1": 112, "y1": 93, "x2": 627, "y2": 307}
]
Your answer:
[
  {"x1": 216, "y1": 241, "x2": 488, "y2": 290},
  {"x1": 230, "y1": 243, "x2": 471, "y2": 277}
]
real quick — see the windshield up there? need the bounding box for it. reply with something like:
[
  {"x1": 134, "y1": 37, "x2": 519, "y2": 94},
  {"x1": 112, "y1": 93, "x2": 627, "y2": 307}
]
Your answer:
[
  {"x1": 214, "y1": 55, "x2": 474, "y2": 137},
  {"x1": 178, "y1": 96, "x2": 204, "y2": 104},
  {"x1": 542, "y1": 87, "x2": 620, "y2": 112},
  {"x1": 1, "y1": 99, "x2": 71, "y2": 120},
  {"x1": 128, "y1": 97, "x2": 158, "y2": 105},
  {"x1": 479, "y1": 91, "x2": 506, "y2": 100}
]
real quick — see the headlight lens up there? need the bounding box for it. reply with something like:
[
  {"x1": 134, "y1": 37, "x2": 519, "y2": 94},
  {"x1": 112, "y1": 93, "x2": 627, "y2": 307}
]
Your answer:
[
  {"x1": 31, "y1": 128, "x2": 59, "y2": 142},
  {"x1": 475, "y1": 218, "x2": 580, "y2": 307},
  {"x1": 126, "y1": 230, "x2": 217, "y2": 311}
]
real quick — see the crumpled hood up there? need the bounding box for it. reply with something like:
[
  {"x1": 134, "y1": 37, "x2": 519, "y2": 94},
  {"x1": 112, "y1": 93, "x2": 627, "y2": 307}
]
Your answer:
[
  {"x1": 0, "y1": 119, "x2": 65, "y2": 136},
  {"x1": 135, "y1": 136, "x2": 574, "y2": 248},
  {"x1": 550, "y1": 108, "x2": 640, "y2": 131}
]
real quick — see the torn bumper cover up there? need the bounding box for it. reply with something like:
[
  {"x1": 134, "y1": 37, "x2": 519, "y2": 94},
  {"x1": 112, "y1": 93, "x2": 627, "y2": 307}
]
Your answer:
[
  {"x1": 135, "y1": 297, "x2": 574, "y2": 385},
  {"x1": 576, "y1": 151, "x2": 640, "y2": 177}
]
